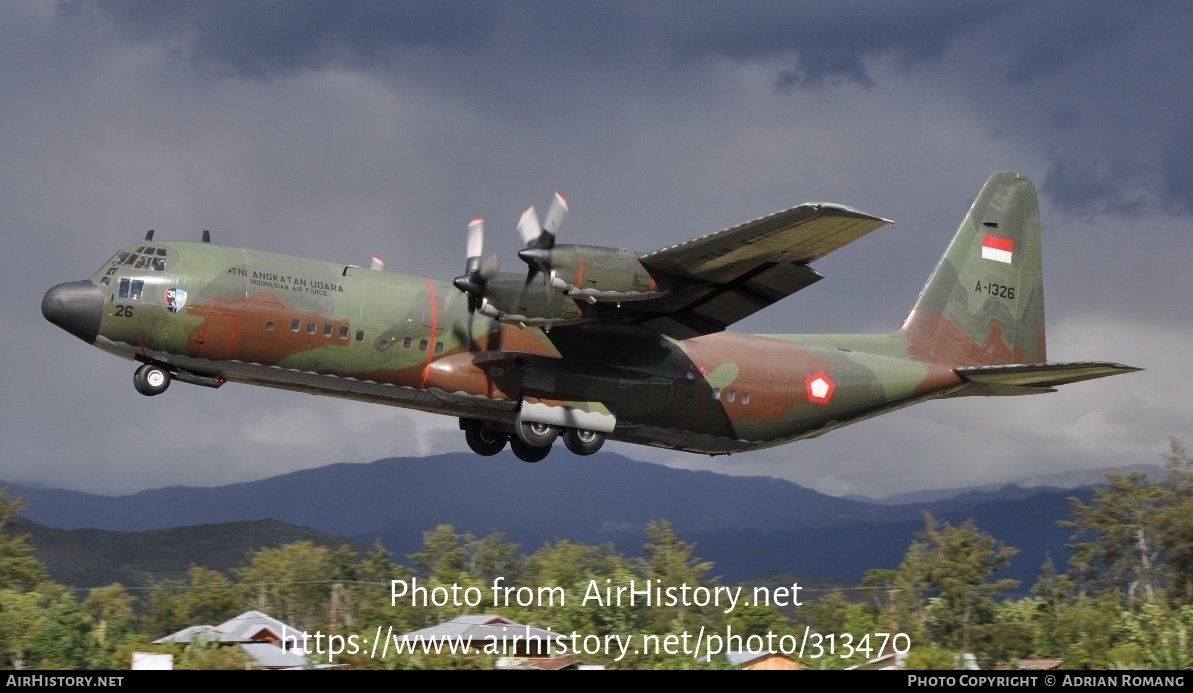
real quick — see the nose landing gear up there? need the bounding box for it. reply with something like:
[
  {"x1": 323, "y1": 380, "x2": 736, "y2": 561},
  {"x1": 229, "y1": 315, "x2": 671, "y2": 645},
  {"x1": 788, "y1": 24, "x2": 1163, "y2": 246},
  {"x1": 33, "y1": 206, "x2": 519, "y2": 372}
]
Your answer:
[{"x1": 133, "y1": 364, "x2": 171, "y2": 396}]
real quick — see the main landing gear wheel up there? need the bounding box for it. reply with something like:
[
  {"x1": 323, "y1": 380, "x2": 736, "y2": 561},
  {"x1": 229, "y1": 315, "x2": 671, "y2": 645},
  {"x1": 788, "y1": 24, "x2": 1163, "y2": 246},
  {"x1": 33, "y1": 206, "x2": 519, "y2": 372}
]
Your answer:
[
  {"x1": 563, "y1": 429, "x2": 606, "y2": 456},
  {"x1": 133, "y1": 364, "x2": 171, "y2": 396},
  {"x1": 510, "y1": 438, "x2": 551, "y2": 463},
  {"x1": 516, "y1": 420, "x2": 559, "y2": 448},
  {"x1": 464, "y1": 419, "x2": 507, "y2": 456}
]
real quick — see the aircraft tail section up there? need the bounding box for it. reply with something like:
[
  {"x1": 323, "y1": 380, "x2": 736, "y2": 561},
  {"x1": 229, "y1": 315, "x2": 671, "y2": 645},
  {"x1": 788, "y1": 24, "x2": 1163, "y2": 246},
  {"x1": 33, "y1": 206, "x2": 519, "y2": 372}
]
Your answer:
[{"x1": 899, "y1": 172, "x2": 1046, "y2": 367}]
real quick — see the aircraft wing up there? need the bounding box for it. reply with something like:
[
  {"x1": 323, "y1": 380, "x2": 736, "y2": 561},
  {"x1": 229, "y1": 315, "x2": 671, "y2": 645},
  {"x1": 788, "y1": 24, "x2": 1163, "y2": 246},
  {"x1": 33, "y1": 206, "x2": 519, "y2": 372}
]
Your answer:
[{"x1": 594, "y1": 203, "x2": 890, "y2": 339}]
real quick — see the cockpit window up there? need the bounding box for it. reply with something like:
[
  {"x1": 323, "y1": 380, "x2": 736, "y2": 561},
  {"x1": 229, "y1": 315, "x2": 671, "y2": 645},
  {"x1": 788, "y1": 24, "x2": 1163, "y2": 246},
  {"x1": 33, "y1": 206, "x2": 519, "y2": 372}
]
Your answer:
[
  {"x1": 118, "y1": 278, "x2": 145, "y2": 300},
  {"x1": 116, "y1": 246, "x2": 169, "y2": 272}
]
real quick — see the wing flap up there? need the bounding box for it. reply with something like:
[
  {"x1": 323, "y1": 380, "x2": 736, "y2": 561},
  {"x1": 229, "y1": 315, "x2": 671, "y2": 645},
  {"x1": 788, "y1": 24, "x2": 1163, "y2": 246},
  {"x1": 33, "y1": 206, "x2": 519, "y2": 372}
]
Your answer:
[{"x1": 604, "y1": 261, "x2": 823, "y2": 339}]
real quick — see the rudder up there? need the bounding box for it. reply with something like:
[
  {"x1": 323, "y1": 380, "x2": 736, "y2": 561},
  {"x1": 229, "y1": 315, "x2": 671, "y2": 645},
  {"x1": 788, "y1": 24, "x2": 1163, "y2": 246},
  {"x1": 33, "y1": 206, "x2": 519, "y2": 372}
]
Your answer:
[{"x1": 899, "y1": 172, "x2": 1046, "y2": 366}]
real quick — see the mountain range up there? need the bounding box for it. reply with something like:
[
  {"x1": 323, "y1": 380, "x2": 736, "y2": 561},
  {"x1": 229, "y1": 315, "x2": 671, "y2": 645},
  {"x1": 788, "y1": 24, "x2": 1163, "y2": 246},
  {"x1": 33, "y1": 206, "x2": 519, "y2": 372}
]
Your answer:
[{"x1": 6, "y1": 453, "x2": 1157, "y2": 586}]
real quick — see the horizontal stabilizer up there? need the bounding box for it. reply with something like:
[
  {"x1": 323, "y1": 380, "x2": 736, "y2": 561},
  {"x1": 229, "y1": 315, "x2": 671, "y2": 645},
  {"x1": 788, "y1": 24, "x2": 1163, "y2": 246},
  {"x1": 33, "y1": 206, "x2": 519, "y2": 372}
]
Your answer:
[{"x1": 945, "y1": 361, "x2": 1143, "y2": 397}]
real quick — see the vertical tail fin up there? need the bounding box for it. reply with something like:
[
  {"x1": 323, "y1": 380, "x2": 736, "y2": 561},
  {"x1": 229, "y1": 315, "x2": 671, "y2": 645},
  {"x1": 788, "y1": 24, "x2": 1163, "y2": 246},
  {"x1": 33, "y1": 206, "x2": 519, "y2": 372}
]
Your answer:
[{"x1": 900, "y1": 172, "x2": 1046, "y2": 366}]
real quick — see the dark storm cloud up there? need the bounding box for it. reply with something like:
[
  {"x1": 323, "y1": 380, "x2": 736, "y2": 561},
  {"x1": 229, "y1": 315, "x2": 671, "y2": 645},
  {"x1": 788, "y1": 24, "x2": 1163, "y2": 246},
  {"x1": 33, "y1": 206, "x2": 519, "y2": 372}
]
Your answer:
[
  {"x1": 76, "y1": 1, "x2": 1193, "y2": 217},
  {"x1": 655, "y1": 1, "x2": 1020, "y2": 89},
  {"x1": 3, "y1": 1, "x2": 1188, "y2": 496},
  {"x1": 69, "y1": 0, "x2": 503, "y2": 78}
]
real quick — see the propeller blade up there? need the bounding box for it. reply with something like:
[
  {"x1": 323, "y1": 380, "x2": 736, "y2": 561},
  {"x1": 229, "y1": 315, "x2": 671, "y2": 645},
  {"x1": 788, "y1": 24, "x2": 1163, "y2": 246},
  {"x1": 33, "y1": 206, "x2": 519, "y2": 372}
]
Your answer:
[
  {"x1": 369, "y1": 255, "x2": 384, "y2": 271},
  {"x1": 517, "y1": 206, "x2": 540, "y2": 245},
  {"x1": 466, "y1": 218, "x2": 484, "y2": 260},
  {"x1": 479, "y1": 253, "x2": 500, "y2": 281},
  {"x1": 540, "y1": 191, "x2": 568, "y2": 245}
]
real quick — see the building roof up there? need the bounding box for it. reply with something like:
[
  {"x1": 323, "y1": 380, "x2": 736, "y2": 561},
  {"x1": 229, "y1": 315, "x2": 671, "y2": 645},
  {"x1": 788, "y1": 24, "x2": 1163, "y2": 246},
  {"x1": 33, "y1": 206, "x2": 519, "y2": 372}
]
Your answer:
[
  {"x1": 153, "y1": 610, "x2": 302, "y2": 646},
  {"x1": 240, "y1": 643, "x2": 312, "y2": 669},
  {"x1": 402, "y1": 614, "x2": 559, "y2": 642},
  {"x1": 726, "y1": 650, "x2": 788, "y2": 666}
]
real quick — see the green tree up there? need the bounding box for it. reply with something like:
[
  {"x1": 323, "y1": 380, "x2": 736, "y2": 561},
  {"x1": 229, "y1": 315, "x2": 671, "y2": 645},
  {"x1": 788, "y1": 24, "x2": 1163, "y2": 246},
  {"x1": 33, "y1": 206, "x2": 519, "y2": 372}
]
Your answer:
[
  {"x1": 0, "y1": 489, "x2": 48, "y2": 590},
  {"x1": 1114, "y1": 603, "x2": 1193, "y2": 669},
  {"x1": 82, "y1": 583, "x2": 138, "y2": 668},
  {"x1": 465, "y1": 530, "x2": 521, "y2": 584},
  {"x1": 1158, "y1": 439, "x2": 1193, "y2": 604},
  {"x1": 0, "y1": 588, "x2": 42, "y2": 669},
  {"x1": 175, "y1": 640, "x2": 251, "y2": 670},
  {"x1": 408, "y1": 525, "x2": 467, "y2": 579},
  {"x1": 31, "y1": 591, "x2": 91, "y2": 668},
  {"x1": 145, "y1": 567, "x2": 245, "y2": 639},
  {"x1": 640, "y1": 519, "x2": 715, "y2": 631},
  {"x1": 237, "y1": 541, "x2": 333, "y2": 631},
  {"x1": 1053, "y1": 594, "x2": 1122, "y2": 669},
  {"x1": 1062, "y1": 470, "x2": 1164, "y2": 605},
  {"x1": 896, "y1": 512, "x2": 1019, "y2": 657}
]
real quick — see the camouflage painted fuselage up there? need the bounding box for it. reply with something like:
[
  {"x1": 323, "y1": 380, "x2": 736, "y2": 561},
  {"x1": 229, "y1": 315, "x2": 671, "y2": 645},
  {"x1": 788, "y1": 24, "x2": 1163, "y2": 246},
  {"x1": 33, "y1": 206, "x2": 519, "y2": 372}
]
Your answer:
[
  {"x1": 53, "y1": 173, "x2": 1135, "y2": 456},
  {"x1": 84, "y1": 239, "x2": 965, "y2": 453}
]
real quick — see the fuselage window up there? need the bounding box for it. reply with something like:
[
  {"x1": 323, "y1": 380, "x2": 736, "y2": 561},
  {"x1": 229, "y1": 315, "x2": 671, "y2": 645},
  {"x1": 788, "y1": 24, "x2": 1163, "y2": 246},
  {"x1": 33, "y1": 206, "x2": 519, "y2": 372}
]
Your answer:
[
  {"x1": 118, "y1": 278, "x2": 129, "y2": 298},
  {"x1": 111, "y1": 252, "x2": 130, "y2": 265},
  {"x1": 133, "y1": 254, "x2": 153, "y2": 270},
  {"x1": 742, "y1": 393, "x2": 750, "y2": 405},
  {"x1": 419, "y1": 339, "x2": 429, "y2": 352},
  {"x1": 151, "y1": 255, "x2": 167, "y2": 272},
  {"x1": 339, "y1": 326, "x2": 349, "y2": 340},
  {"x1": 434, "y1": 342, "x2": 444, "y2": 354},
  {"x1": 402, "y1": 337, "x2": 413, "y2": 349},
  {"x1": 726, "y1": 389, "x2": 735, "y2": 403},
  {"x1": 323, "y1": 324, "x2": 332, "y2": 337},
  {"x1": 290, "y1": 318, "x2": 300, "y2": 332},
  {"x1": 265, "y1": 321, "x2": 275, "y2": 331},
  {"x1": 307, "y1": 321, "x2": 316, "y2": 334},
  {"x1": 100, "y1": 276, "x2": 111, "y2": 286},
  {"x1": 355, "y1": 329, "x2": 365, "y2": 342},
  {"x1": 122, "y1": 254, "x2": 137, "y2": 266}
]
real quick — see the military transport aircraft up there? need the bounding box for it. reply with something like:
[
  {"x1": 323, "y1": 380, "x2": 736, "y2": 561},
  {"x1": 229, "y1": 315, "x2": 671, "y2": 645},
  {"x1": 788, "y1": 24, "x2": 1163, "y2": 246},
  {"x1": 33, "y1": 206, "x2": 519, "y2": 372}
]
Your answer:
[{"x1": 43, "y1": 172, "x2": 1139, "y2": 463}]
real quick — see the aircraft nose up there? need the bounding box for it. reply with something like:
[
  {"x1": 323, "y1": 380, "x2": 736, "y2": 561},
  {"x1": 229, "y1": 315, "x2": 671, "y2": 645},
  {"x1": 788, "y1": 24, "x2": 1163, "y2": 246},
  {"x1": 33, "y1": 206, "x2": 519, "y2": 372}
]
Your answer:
[{"x1": 42, "y1": 280, "x2": 104, "y2": 344}]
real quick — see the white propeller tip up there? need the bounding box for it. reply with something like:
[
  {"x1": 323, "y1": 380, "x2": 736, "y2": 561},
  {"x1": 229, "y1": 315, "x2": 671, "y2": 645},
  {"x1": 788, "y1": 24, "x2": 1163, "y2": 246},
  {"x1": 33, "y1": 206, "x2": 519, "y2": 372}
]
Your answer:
[{"x1": 370, "y1": 256, "x2": 384, "y2": 271}]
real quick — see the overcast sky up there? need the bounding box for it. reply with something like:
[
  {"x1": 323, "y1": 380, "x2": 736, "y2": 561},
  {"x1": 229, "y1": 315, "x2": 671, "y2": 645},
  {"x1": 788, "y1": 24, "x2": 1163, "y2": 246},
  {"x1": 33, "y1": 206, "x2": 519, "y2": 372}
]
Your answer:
[{"x1": 3, "y1": 1, "x2": 1190, "y2": 498}]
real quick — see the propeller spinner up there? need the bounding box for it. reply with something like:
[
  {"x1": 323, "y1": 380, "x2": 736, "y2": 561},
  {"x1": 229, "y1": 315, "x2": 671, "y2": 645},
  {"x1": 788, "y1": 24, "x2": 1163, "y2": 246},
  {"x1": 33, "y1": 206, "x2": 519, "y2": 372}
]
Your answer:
[{"x1": 452, "y1": 218, "x2": 498, "y2": 314}]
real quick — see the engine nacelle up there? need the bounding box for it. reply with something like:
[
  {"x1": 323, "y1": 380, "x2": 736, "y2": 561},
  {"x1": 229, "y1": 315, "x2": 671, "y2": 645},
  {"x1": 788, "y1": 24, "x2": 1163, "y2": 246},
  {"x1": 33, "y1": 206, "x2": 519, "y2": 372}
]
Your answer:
[{"x1": 538, "y1": 245, "x2": 664, "y2": 303}]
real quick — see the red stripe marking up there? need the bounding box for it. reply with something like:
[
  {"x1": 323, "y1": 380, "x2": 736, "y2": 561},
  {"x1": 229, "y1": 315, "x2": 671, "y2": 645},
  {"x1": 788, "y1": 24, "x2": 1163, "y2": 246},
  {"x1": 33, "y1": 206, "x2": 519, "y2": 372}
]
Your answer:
[
  {"x1": 982, "y1": 235, "x2": 1013, "y2": 252},
  {"x1": 576, "y1": 258, "x2": 585, "y2": 287},
  {"x1": 418, "y1": 279, "x2": 438, "y2": 390},
  {"x1": 137, "y1": 337, "x2": 147, "y2": 358}
]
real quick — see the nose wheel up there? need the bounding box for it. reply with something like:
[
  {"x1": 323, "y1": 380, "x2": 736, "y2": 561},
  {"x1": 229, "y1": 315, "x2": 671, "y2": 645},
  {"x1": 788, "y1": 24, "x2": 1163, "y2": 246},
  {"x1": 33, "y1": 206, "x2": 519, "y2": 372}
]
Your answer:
[{"x1": 133, "y1": 364, "x2": 171, "y2": 396}]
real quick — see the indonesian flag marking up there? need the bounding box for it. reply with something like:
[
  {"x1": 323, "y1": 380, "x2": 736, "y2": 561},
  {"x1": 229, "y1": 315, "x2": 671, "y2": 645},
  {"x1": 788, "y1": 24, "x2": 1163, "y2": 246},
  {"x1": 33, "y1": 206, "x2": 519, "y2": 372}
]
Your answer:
[{"x1": 981, "y1": 235, "x2": 1013, "y2": 264}]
